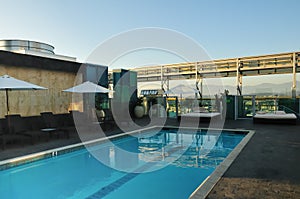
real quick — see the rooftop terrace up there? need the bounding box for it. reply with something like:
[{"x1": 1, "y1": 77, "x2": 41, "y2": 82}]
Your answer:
[{"x1": 0, "y1": 117, "x2": 299, "y2": 198}]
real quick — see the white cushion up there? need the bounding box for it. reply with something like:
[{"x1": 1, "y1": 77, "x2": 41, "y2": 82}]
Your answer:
[
  {"x1": 274, "y1": 111, "x2": 286, "y2": 115},
  {"x1": 256, "y1": 111, "x2": 266, "y2": 114}
]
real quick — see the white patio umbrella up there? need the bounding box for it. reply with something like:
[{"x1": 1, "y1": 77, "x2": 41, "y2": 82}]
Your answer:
[
  {"x1": 0, "y1": 74, "x2": 47, "y2": 115},
  {"x1": 63, "y1": 81, "x2": 112, "y2": 119},
  {"x1": 63, "y1": 81, "x2": 110, "y2": 93}
]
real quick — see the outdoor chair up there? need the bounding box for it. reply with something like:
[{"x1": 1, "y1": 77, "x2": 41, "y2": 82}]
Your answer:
[
  {"x1": 1, "y1": 116, "x2": 33, "y2": 149},
  {"x1": 46, "y1": 111, "x2": 88, "y2": 138},
  {"x1": 6, "y1": 115, "x2": 45, "y2": 143},
  {"x1": 72, "y1": 110, "x2": 99, "y2": 131},
  {"x1": 41, "y1": 111, "x2": 95, "y2": 138},
  {"x1": 63, "y1": 111, "x2": 86, "y2": 136},
  {"x1": 253, "y1": 110, "x2": 297, "y2": 125},
  {"x1": 0, "y1": 124, "x2": 26, "y2": 150},
  {"x1": 100, "y1": 109, "x2": 116, "y2": 131},
  {"x1": 40, "y1": 112, "x2": 70, "y2": 139},
  {"x1": 68, "y1": 110, "x2": 115, "y2": 141}
]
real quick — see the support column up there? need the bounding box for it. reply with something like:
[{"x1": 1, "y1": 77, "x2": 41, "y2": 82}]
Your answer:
[
  {"x1": 236, "y1": 59, "x2": 242, "y2": 95},
  {"x1": 252, "y1": 95, "x2": 256, "y2": 117},
  {"x1": 292, "y1": 53, "x2": 297, "y2": 98},
  {"x1": 195, "y1": 63, "x2": 203, "y2": 100},
  {"x1": 161, "y1": 65, "x2": 169, "y2": 95}
]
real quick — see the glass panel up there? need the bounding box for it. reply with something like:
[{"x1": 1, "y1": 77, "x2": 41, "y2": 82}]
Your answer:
[{"x1": 237, "y1": 96, "x2": 255, "y2": 118}]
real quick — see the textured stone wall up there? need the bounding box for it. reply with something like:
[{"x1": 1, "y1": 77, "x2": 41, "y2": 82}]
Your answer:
[{"x1": 0, "y1": 65, "x2": 82, "y2": 118}]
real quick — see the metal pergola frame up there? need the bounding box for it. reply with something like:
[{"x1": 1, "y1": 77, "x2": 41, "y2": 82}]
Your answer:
[{"x1": 128, "y1": 51, "x2": 299, "y2": 98}]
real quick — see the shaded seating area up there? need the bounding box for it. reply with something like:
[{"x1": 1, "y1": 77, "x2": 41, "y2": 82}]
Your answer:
[
  {"x1": 0, "y1": 113, "x2": 74, "y2": 149},
  {"x1": 42, "y1": 110, "x2": 114, "y2": 140},
  {"x1": 0, "y1": 110, "x2": 117, "y2": 149},
  {"x1": 253, "y1": 110, "x2": 298, "y2": 125}
]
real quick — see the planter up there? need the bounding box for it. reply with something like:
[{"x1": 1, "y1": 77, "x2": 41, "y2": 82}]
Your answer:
[
  {"x1": 134, "y1": 105, "x2": 144, "y2": 118},
  {"x1": 96, "y1": 109, "x2": 105, "y2": 121}
]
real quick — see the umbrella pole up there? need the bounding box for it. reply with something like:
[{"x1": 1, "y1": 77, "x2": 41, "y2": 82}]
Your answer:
[
  {"x1": 5, "y1": 89, "x2": 9, "y2": 116},
  {"x1": 5, "y1": 89, "x2": 12, "y2": 134}
]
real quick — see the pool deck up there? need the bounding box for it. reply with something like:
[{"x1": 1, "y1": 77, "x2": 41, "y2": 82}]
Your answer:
[
  {"x1": 0, "y1": 118, "x2": 299, "y2": 198},
  {"x1": 204, "y1": 120, "x2": 300, "y2": 199}
]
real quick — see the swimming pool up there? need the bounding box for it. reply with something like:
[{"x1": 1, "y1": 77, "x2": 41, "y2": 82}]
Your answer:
[{"x1": 0, "y1": 127, "x2": 251, "y2": 199}]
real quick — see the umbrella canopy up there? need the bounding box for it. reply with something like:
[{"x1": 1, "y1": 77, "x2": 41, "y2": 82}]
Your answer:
[
  {"x1": 0, "y1": 75, "x2": 46, "y2": 90},
  {"x1": 63, "y1": 81, "x2": 110, "y2": 93},
  {"x1": 0, "y1": 74, "x2": 47, "y2": 115},
  {"x1": 164, "y1": 84, "x2": 198, "y2": 96}
]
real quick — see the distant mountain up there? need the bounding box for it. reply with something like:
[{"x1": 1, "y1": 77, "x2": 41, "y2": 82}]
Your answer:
[
  {"x1": 192, "y1": 81, "x2": 299, "y2": 97},
  {"x1": 138, "y1": 80, "x2": 300, "y2": 97},
  {"x1": 243, "y1": 81, "x2": 299, "y2": 96}
]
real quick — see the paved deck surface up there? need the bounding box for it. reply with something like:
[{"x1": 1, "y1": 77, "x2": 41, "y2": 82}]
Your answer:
[
  {"x1": 205, "y1": 120, "x2": 300, "y2": 199},
  {"x1": 0, "y1": 118, "x2": 299, "y2": 198}
]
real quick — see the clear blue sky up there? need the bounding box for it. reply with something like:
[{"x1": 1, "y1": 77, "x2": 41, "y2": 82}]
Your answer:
[{"x1": 0, "y1": 0, "x2": 299, "y2": 65}]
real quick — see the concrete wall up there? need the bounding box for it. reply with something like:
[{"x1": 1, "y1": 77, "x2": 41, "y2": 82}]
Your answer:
[
  {"x1": 0, "y1": 50, "x2": 107, "y2": 118},
  {"x1": 0, "y1": 65, "x2": 80, "y2": 118}
]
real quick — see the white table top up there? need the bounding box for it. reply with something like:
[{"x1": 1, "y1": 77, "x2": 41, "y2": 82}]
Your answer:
[{"x1": 41, "y1": 128, "x2": 57, "y2": 132}]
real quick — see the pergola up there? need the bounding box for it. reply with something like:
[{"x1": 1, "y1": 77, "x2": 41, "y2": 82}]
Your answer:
[{"x1": 126, "y1": 51, "x2": 299, "y2": 98}]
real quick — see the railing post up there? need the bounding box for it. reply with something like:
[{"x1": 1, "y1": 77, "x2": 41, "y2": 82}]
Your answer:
[
  {"x1": 195, "y1": 62, "x2": 203, "y2": 101},
  {"x1": 292, "y1": 53, "x2": 297, "y2": 98},
  {"x1": 161, "y1": 65, "x2": 169, "y2": 96},
  {"x1": 234, "y1": 95, "x2": 238, "y2": 120},
  {"x1": 236, "y1": 59, "x2": 242, "y2": 95},
  {"x1": 252, "y1": 95, "x2": 256, "y2": 117}
]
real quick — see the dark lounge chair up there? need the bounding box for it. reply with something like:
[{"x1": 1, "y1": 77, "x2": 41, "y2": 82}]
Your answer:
[
  {"x1": 5, "y1": 115, "x2": 44, "y2": 143},
  {"x1": 71, "y1": 110, "x2": 97, "y2": 132},
  {"x1": 42, "y1": 111, "x2": 88, "y2": 138},
  {"x1": 68, "y1": 110, "x2": 111, "y2": 140},
  {"x1": 40, "y1": 112, "x2": 69, "y2": 139},
  {"x1": 0, "y1": 117, "x2": 32, "y2": 149}
]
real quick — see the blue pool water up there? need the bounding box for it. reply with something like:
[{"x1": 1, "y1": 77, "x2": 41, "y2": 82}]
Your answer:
[{"x1": 0, "y1": 128, "x2": 246, "y2": 199}]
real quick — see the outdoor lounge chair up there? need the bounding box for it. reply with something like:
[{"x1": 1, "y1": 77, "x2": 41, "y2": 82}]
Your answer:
[
  {"x1": 72, "y1": 110, "x2": 115, "y2": 131},
  {"x1": 178, "y1": 106, "x2": 222, "y2": 123},
  {"x1": 40, "y1": 112, "x2": 69, "y2": 139},
  {"x1": 66, "y1": 110, "x2": 118, "y2": 140},
  {"x1": 0, "y1": 117, "x2": 32, "y2": 149},
  {"x1": 253, "y1": 110, "x2": 297, "y2": 125},
  {"x1": 5, "y1": 114, "x2": 46, "y2": 143},
  {"x1": 41, "y1": 111, "x2": 103, "y2": 139}
]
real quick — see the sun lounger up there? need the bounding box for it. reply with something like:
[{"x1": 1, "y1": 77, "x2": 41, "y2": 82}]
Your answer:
[
  {"x1": 253, "y1": 111, "x2": 297, "y2": 124},
  {"x1": 55, "y1": 111, "x2": 100, "y2": 138},
  {"x1": 0, "y1": 117, "x2": 32, "y2": 149},
  {"x1": 0, "y1": 133, "x2": 29, "y2": 149},
  {"x1": 5, "y1": 115, "x2": 43, "y2": 143},
  {"x1": 178, "y1": 112, "x2": 222, "y2": 122}
]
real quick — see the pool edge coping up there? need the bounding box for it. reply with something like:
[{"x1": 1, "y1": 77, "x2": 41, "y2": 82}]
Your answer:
[{"x1": 189, "y1": 129, "x2": 255, "y2": 199}]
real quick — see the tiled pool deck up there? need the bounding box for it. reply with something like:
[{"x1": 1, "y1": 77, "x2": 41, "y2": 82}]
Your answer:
[{"x1": 0, "y1": 118, "x2": 299, "y2": 198}]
